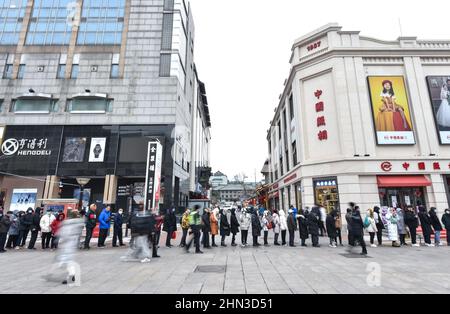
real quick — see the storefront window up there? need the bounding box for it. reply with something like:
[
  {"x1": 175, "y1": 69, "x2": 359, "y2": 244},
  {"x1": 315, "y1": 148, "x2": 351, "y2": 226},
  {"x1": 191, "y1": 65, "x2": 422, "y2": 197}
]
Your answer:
[
  {"x1": 313, "y1": 177, "x2": 339, "y2": 214},
  {"x1": 295, "y1": 182, "x2": 302, "y2": 210},
  {"x1": 379, "y1": 187, "x2": 426, "y2": 209}
]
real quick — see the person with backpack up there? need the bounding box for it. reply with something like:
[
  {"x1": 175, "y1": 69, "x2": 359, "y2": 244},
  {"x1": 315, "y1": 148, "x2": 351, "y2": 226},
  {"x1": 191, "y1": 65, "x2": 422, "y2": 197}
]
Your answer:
[
  {"x1": 404, "y1": 206, "x2": 420, "y2": 247},
  {"x1": 386, "y1": 208, "x2": 400, "y2": 247},
  {"x1": 239, "y1": 208, "x2": 251, "y2": 247},
  {"x1": 429, "y1": 207, "x2": 444, "y2": 246},
  {"x1": 364, "y1": 208, "x2": 378, "y2": 248},
  {"x1": 326, "y1": 210, "x2": 338, "y2": 248},
  {"x1": 262, "y1": 209, "x2": 272, "y2": 246},
  {"x1": 287, "y1": 209, "x2": 297, "y2": 247},
  {"x1": 442, "y1": 209, "x2": 450, "y2": 246},
  {"x1": 185, "y1": 205, "x2": 203, "y2": 254},
  {"x1": 230, "y1": 208, "x2": 240, "y2": 247}
]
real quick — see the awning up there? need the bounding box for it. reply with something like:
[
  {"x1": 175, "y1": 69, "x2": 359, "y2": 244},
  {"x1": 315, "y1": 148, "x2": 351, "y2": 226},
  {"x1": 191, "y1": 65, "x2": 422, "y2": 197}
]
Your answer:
[{"x1": 377, "y1": 176, "x2": 432, "y2": 188}]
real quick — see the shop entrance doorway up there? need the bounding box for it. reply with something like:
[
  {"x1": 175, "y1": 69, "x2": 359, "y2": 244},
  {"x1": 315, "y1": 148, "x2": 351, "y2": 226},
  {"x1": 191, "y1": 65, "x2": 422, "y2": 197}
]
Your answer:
[{"x1": 379, "y1": 187, "x2": 426, "y2": 209}]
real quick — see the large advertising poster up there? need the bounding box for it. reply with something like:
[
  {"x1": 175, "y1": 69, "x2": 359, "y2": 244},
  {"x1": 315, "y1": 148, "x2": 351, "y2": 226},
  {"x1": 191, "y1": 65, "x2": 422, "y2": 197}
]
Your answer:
[
  {"x1": 62, "y1": 137, "x2": 87, "y2": 162},
  {"x1": 426, "y1": 76, "x2": 450, "y2": 144},
  {"x1": 88, "y1": 138, "x2": 106, "y2": 162},
  {"x1": 368, "y1": 76, "x2": 415, "y2": 145},
  {"x1": 10, "y1": 189, "x2": 37, "y2": 212},
  {"x1": 144, "y1": 142, "x2": 163, "y2": 213}
]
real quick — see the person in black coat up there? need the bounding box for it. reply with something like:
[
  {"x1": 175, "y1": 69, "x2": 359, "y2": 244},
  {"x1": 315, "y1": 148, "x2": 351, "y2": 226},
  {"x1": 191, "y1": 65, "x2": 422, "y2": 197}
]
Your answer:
[
  {"x1": 404, "y1": 206, "x2": 419, "y2": 246},
  {"x1": 287, "y1": 210, "x2": 297, "y2": 247},
  {"x1": 373, "y1": 206, "x2": 384, "y2": 246},
  {"x1": 27, "y1": 207, "x2": 42, "y2": 250},
  {"x1": 418, "y1": 206, "x2": 433, "y2": 246},
  {"x1": 18, "y1": 208, "x2": 33, "y2": 248},
  {"x1": 163, "y1": 207, "x2": 177, "y2": 248},
  {"x1": 0, "y1": 210, "x2": 11, "y2": 253},
  {"x1": 220, "y1": 209, "x2": 231, "y2": 247},
  {"x1": 297, "y1": 210, "x2": 309, "y2": 247},
  {"x1": 201, "y1": 209, "x2": 211, "y2": 249},
  {"x1": 230, "y1": 208, "x2": 240, "y2": 247},
  {"x1": 442, "y1": 209, "x2": 450, "y2": 246},
  {"x1": 349, "y1": 204, "x2": 367, "y2": 255},
  {"x1": 83, "y1": 204, "x2": 98, "y2": 250},
  {"x1": 429, "y1": 207, "x2": 443, "y2": 246},
  {"x1": 113, "y1": 208, "x2": 125, "y2": 247},
  {"x1": 251, "y1": 208, "x2": 262, "y2": 247},
  {"x1": 308, "y1": 207, "x2": 321, "y2": 247},
  {"x1": 326, "y1": 210, "x2": 338, "y2": 247}
]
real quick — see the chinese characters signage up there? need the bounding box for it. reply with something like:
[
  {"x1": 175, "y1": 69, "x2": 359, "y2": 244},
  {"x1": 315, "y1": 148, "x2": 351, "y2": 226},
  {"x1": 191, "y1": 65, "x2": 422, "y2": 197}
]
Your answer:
[
  {"x1": 381, "y1": 161, "x2": 450, "y2": 172},
  {"x1": 1, "y1": 137, "x2": 51, "y2": 156},
  {"x1": 314, "y1": 90, "x2": 328, "y2": 141},
  {"x1": 144, "y1": 141, "x2": 163, "y2": 213}
]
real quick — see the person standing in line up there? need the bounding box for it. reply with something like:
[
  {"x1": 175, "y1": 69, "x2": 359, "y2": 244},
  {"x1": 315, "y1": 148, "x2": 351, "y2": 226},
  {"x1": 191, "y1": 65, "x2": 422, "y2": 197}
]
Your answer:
[
  {"x1": 290, "y1": 205, "x2": 298, "y2": 220},
  {"x1": 28, "y1": 207, "x2": 42, "y2": 250},
  {"x1": 396, "y1": 208, "x2": 407, "y2": 246},
  {"x1": 251, "y1": 208, "x2": 262, "y2": 247},
  {"x1": 287, "y1": 209, "x2": 297, "y2": 247},
  {"x1": 279, "y1": 210, "x2": 288, "y2": 246},
  {"x1": 262, "y1": 210, "x2": 271, "y2": 246},
  {"x1": 98, "y1": 206, "x2": 111, "y2": 248},
  {"x1": 349, "y1": 203, "x2": 367, "y2": 255},
  {"x1": 6, "y1": 211, "x2": 19, "y2": 249},
  {"x1": 18, "y1": 208, "x2": 33, "y2": 248},
  {"x1": 113, "y1": 208, "x2": 125, "y2": 247},
  {"x1": 418, "y1": 206, "x2": 434, "y2": 247},
  {"x1": 84, "y1": 204, "x2": 97, "y2": 250},
  {"x1": 239, "y1": 208, "x2": 251, "y2": 247},
  {"x1": 326, "y1": 210, "x2": 338, "y2": 248},
  {"x1": 272, "y1": 209, "x2": 281, "y2": 246},
  {"x1": 219, "y1": 208, "x2": 231, "y2": 247},
  {"x1": 149, "y1": 213, "x2": 161, "y2": 258},
  {"x1": 308, "y1": 207, "x2": 321, "y2": 248},
  {"x1": 404, "y1": 206, "x2": 420, "y2": 247},
  {"x1": 365, "y1": 208, "x2": 378, "y2": 248},
  {"x1": 179, "y1": 209, "x2": 190, "y2": 248},
  {"x1": 0, "y1": 210, "x2": 11, "y2": 253},
  {"x1": 429, "y1": 207, "x2": 444, "y2": 246},
  {"x1": 373, "y1": 206, "x2": 384, "y2": 246},
  {"x1": 210, "y1": 208, "x2": 219, "y2": 247},
  {"x1": 319, "y1": 205, "x2": 327, "y2": 237},
  {"x1": 163, "y1": 207, "x2": 177, "y2": 248},
  {"x1": 335, "y1": 211, "x2": 343, "y2": 246},
  {"x1": 385, "y1": 208, "x2": 400, "y2": 247},
  {"x1": 40, "y1": 210, "x2": 56, "y2": 250},
  {"x1": 185, "y1": 205, "x2": 203, "y2": 254},
  {"x1": 297, "y1": 209, "x2": 309, "y2": 247},
  {"x1": 201, "y1": 208, "x2": 211, "y2": 249},
  {"x1": 230, "y1": 208, "x2": 240, "y2": 247},
  {"x1": 51, "y1": 212, "x2": 65, "y2": 249},
  {"x1": 345, "y1": 208, "x2": 354, "y2": 246},
  {"x1": 441, "y1": 209, "x2": 450, "y2": 246}
]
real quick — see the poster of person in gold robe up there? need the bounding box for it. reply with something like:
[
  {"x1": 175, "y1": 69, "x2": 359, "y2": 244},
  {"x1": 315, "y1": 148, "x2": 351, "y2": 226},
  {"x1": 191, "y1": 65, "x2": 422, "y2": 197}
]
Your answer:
[{"x1": 368, "y1": 76, "x2": 415, "y2": 145}]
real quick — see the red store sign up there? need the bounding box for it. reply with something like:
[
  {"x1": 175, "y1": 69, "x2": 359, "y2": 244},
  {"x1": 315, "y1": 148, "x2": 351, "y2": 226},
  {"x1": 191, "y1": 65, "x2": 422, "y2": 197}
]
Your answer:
[
  {"x1": 314, "y1": 90, "x2": 328, "y2": 141},
  {"x1": 381, "y1": 161, "x2": 450, "y2": 172}
]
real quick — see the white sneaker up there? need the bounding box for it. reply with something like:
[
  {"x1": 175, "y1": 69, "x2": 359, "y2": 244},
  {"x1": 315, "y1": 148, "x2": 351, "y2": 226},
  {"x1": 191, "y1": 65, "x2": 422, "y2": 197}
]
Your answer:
[
  {"x1": 140, "y1": 258, "x2": 151, "y2": 263},
  {"x1": 15, "y1": 247, "x2": 20, "y2": 250},
  {"x1": 438, "y1": 242, "x2": 444, "y2": 246},
  {"x1": 412, "y1": 244, "x2": 420, "y2": 247},
  {"x1": 371, "y1": 244, "x2": 377, "y2": 248},
  {"x1": 425, "y1": 243, "x2": 434, "y2": 247}
]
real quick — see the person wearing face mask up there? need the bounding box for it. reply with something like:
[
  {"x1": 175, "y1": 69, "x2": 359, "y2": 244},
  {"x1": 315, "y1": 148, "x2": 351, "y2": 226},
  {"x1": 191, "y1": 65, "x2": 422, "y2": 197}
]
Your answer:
[
  {"x1": 18, "y1": 208, "x2": 34, "y2": 248},
  {"x1": 40, "y1": 210, "x2": 56, "y2": 250},
  {"x1": 28, "y1": 207, "x2": 42, "y2": 250},
  {"x1": 442, "y1": 209, "x2": 450, "y2": 246},
  {"x1": 113, "y1": 208, "x2": 125, "y2": 247},
  {"x1": 0, "y1": 210, "x2": 12, "y2": 253}
]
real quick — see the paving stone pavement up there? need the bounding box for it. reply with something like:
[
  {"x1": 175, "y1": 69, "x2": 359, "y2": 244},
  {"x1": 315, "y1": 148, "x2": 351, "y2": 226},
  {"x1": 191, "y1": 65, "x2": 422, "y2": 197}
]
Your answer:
[{"x1": 0, "y1": 235, "x2": 449, "y2": 294}]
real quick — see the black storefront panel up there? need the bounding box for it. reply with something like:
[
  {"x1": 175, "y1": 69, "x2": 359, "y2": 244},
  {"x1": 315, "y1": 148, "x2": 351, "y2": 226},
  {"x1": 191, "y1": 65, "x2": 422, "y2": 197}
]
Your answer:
[{"x1": 0, "y1": 125, "x2": 63, "y2": 176}]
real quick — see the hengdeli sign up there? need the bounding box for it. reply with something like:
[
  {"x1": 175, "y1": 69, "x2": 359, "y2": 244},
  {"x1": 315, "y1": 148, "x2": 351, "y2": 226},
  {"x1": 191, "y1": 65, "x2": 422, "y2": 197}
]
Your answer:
[{"x1": 1, "y1": 138, "x2": 52, "y2": 157}]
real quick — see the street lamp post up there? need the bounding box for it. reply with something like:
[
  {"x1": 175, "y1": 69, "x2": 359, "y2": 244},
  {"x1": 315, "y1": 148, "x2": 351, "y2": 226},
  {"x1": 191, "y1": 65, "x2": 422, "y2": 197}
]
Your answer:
[{"x1": 76, "y1": 178, "x2": 91, "y2": 213}]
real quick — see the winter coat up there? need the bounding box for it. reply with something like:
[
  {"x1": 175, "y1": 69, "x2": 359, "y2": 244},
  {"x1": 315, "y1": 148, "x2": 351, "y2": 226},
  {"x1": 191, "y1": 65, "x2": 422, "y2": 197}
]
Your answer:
[
  {"x1": 307, "y1": 209, "x2": 320, "y2": 236},
  {"x1": 326, "y1": 214, "x2": 337, "y2": 238},
  {"x1": 429, "y1": 210, "x2": 443, "y2": 231},
  {"x1": 364, "y1": 215, "x2": 378, "y2": 233},
  {"x1": 251, "y1": 212, "x2": 262, "y2": 237},
  {"x1": 7, "y1": 214, "x2": 19, "y2": 235},
  {"x1": 85, "y1": 209, "x2": 97, "y2": 229},
  {"x1": 335, "y1": 216, "x2": 342, "y2": 230},
  {"x1": 262, "y1": 214, "x2": 271, "y2": 232},
  {"x1": 350, "y1": 210, "x2": 364, "y2": 237},
  {"x1": 418, "y1": 211, "x2": 434, "y2": 236},
  {"x1": 396, "y1": 209, "x2": 407, "y2": 235},
  {"x1": 20, "y1": 213, "x2": 33, "y2": 231},
  {"x1": 319, "y1": 207, "x2": 326, "y2": 222},
  {"x1": 98, "y1": 209, "x2": 111, "y2": 230},
  {"x1": 297, "y1": 215, "x2": 309, "y2": 240},
  {"x1": 272, "y1": 213, "x2": 281, "y2": 234},
  {"x1": 31, "y1": 211, "x2": 41, "y2": 232},
  {"x1": 210, "y1": 212, "x2": 219, "y2": 235},
  {"x1": 51, "y1": 219, "x2": 63, "y2": 236},
  {"x1": 230, "y1": 212, "x2": 240, "y2": 235},
  {"x1": 345, "y1": 213, "x2": 353, "y2": 232},
  {"x1": 239, "y1": 211, "x2": 251, "y2": 231},
  {"x1": 442, "y1": 213, "x2": 450, "y2": 230},
  {"x1": 163, "y1": 209, "x2": 177, "y2": 232},
  {"x1": 40, "y1": 213, "x2": 56, "y2": 233},
  {"x1": 220, "y1": 212, "x2": 231, "y2": 236},
  {"x1": 202, "y1": 212, "x2": 211, "y2": 233},
  {"x1": 374, "y1": 210, "x2": 385, "y2": 230},
  {"x1": 404, "y1": 210, "x2": 419, "y2": 231},
  {"x1": 287, "y1": 213, "x2": 297, "y2": 232},
  {"x1": 130, "y1": 213, "x2": 153, "y2": 236},
  {"x1": 0, "y1": 214, "x2": 11, "y2": 233},
  {"x1": 114, "y1": 213, "x2": 124, "y2": 229},
  {"x1": 181, "y1": 213, "x2": 190, "y2": 230},
  {"x1": 279, "y1": 211, "x2": 288, "y2": 231},
  {"x1": 386, "y1": 213, "x2": 399, "y2": 241}
]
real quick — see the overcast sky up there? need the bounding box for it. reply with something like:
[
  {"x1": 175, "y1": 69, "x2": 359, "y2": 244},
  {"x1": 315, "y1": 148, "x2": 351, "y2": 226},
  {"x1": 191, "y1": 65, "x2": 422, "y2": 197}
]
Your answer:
[{"x1": 189, "y1": 0, "x2": 450, "y2": 182}]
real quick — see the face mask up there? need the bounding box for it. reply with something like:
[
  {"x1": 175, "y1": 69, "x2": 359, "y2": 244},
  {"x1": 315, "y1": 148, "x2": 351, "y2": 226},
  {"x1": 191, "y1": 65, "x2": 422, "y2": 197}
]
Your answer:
[{"x1": 119, "y1": 211, "x2": 123, "y2": 215}]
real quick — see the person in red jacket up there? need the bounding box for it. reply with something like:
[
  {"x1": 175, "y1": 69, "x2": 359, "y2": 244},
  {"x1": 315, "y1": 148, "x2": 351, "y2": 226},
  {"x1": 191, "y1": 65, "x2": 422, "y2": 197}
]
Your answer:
[{"x1": 51, "y1": 213, "x2": 65, "y2": 249}]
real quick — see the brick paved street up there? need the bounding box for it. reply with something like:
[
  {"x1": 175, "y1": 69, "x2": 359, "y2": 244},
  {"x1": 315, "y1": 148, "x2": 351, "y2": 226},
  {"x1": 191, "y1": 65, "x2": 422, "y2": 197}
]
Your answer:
[{"x1": 0, "y1": 233, "x2": 449, "y2": 294}]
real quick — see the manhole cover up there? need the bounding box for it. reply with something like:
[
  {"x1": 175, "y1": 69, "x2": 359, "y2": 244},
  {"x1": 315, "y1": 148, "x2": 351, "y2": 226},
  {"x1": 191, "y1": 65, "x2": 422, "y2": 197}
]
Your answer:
[
  {"x1": 195, "y1": 265, "x2": 226, "y2": 273},
  {"x1": 339, "y1": 253, "x2": 372, "y2": 259}
]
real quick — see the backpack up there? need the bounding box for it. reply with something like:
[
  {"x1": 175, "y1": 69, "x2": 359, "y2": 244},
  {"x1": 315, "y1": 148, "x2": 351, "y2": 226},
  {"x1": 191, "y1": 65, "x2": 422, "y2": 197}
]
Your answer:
[{"x1": 364, "y1": 216, "x2": 371, "y2": 228}]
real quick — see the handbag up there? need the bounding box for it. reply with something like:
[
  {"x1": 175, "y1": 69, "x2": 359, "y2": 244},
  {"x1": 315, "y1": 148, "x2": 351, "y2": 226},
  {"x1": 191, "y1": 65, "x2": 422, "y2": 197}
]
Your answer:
[{"x1": 171, "y1": 231, "x2": 177, "y2": 240}]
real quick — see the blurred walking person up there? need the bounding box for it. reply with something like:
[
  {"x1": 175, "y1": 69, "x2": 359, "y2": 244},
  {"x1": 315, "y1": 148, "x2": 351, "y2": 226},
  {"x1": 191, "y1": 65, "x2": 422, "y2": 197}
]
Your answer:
[
  {"x1": 335, "y1": 211, "x2": 343, "y2": 246},
  {"x1": 262, "y1": 210, "x2": 271, "y2": 246},
  {"x1": 386, "y1": 208, "x2": 400, "y2": 247},
  {"x1": 345, "y1": 208, "x2": 354, "y2": 246}
]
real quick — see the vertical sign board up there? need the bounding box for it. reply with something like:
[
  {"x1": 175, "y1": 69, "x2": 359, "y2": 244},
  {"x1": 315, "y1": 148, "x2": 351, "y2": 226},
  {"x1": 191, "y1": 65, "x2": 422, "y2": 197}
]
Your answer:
[{"x1": 144, "y1": 141, "x2": 163, "y2": 214}]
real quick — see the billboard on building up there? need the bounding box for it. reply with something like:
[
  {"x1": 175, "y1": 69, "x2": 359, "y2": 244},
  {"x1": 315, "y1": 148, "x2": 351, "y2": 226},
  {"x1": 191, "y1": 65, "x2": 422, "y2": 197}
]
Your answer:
[
  {"x1": 144, "y1": 141, "x2": 163, "y2": 213},
  {"x1": 368, "y1": 76, "x2": 415, "y2": 145},
  {"x1": 62, "y1": 137, "x2": 87, "y2": 162},
  {"x1": 88, "y1": 138, "x2": 106, "y2": 162},
  {"x1": 426, "y1": 76, "x2": 450, "y2": 144},
  {"x1": 10, "y1": 188, "x2": 37, "y2": 212}
]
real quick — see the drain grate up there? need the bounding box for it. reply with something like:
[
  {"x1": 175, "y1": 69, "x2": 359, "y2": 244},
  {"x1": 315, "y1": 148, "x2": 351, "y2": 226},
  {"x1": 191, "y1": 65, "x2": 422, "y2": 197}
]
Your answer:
[
  {"x1": 195, "y1": 265, "x2": 226, "y2": 273},
  {"x1": 340, "y1": 253, "x2": 372, "y2": 259}
]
